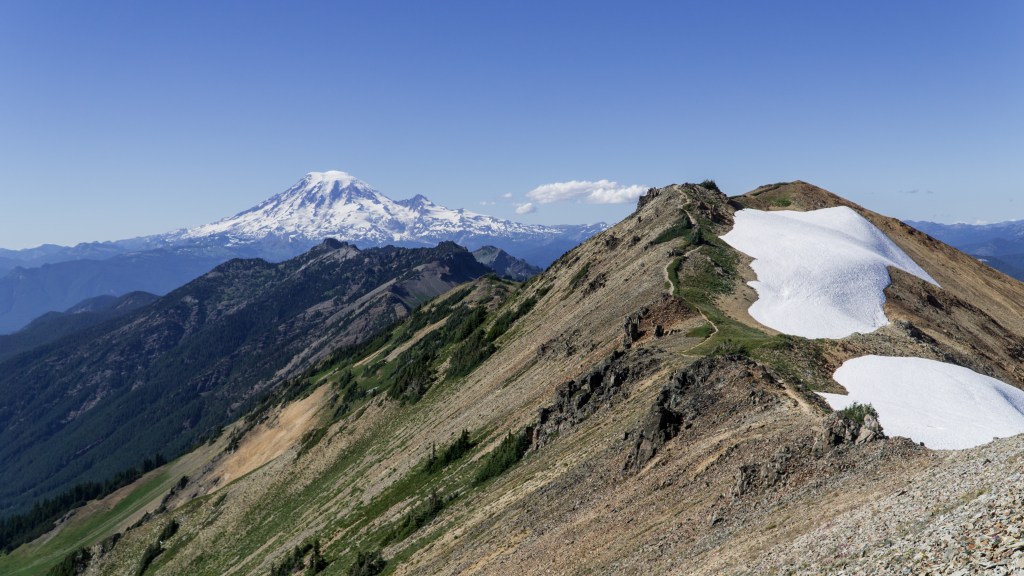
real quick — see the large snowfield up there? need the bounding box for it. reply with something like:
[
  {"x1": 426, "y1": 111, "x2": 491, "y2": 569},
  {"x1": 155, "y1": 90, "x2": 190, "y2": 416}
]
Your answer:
[
  {"x1": 720, "y1": 206, "x2": 938, "y2": 339},
  {"x1": 820, "y1": 356, "x2": 1024, "y2": 450}
]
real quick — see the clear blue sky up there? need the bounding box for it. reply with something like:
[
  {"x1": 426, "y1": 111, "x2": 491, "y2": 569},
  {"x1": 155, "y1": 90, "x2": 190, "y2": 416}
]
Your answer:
[{"x1": 1, "y1": 1, "x2": 1021, "y2": 248}]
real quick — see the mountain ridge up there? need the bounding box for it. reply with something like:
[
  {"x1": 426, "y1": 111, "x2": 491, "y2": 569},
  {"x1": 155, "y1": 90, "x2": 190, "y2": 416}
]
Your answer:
[
  {"x1": 0, "y1": 171, "x2": 603, "y2": 334},
  {"x1": 7, "y1": 180, "x2": 1024, "y2": 575},
  {"x1": 0, "y1": 239, "x2": 491, "y2": 519}
]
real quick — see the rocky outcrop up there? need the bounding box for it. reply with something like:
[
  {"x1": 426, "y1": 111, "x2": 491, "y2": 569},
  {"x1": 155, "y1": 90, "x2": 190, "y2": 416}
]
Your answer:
[
  {"x1": 732, "y1": 446, "x2": 793, "y2": 498},
  {"x1": 635, "y1": 187, "x2": 661, "y2": 211},
  {"x1": 623, "y1": 356, "x2": 783, "y2": 473},
  {"x1": 622, "y1": 311, "x2": 644, "y2": 348},
  {"x1": 815, "y1": 411, "x2": 886, "y2": 452},
  {"x1": 537, "y1": 329, "x2": 583, "y2": 359},
  {"x1": 532, "y1": 348, "x2": 661, "y2": 449},
  {"x1": 622, "y1": 295, "x2": 692, "y2": 348}
]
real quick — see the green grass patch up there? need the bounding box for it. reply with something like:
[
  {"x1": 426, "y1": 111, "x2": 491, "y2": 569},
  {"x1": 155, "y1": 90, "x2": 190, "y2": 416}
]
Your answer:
[
  {"x1": 568, "y1": 263, "x2": 591, "y2": 291},
  {"x1": 770, "y1": 197, "x2": 792, "y2": 207},
  {"x1": 652, "y1": 214, "x2": 693, "y2": 244},
  {"x1": 686, "y1": 312, "x2": 782, "y2": 357},
  {"x1": 676, "y1": 244, "x2": 737, "y2": 304},
  {"x1": 670, "y1": 240, "x2": 790, "y2": 357},
  {"x1": 685, "y1": 323, "x2": 714, "y2": 339},
  {"x1": 0, "y1": 470, "x2": 175, "y2": 576}
]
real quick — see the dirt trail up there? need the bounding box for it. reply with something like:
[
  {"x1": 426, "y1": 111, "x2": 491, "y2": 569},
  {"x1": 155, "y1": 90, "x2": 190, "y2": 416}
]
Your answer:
[{"x1": 664, "y1": 243, "x2": 719, "y2": 352}]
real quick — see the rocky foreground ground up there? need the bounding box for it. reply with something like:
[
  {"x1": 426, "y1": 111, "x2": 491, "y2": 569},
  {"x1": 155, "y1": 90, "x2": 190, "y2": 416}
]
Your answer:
[{"x1": 754, "y1": 434, "x2": 1024, "y2": 575}]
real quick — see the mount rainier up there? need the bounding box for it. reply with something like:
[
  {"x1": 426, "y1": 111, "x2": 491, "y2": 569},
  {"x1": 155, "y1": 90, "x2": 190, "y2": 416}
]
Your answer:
[
  {"x1": 169, "y1": 171, "x2": 599, "y2": 253},
  {"x1": 0, "y1": 171, "x2": 603, "y2": 333}
]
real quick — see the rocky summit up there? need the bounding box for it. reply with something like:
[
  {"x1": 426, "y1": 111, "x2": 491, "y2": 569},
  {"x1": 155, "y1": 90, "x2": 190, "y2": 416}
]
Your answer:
[{"x1": 4, "y1": 180, "x2": 1024, "y2": 576}]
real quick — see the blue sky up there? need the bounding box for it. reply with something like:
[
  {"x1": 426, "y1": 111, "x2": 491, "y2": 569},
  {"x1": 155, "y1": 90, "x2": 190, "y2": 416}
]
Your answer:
[{"x1": 0, "y1": 1, "x2": 1021, "y2": 248}]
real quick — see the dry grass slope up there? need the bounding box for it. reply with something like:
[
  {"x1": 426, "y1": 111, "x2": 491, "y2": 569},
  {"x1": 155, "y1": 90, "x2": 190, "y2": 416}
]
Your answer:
[{"x1": 12, "y1": 181, "x2": 1024, "y2": 576}]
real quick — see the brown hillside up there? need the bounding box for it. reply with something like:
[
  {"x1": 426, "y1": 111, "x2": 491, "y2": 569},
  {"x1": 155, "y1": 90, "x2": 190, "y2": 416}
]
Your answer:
[{"x1": 19, "y1": 181, "x2": 1024, "y2": 576}]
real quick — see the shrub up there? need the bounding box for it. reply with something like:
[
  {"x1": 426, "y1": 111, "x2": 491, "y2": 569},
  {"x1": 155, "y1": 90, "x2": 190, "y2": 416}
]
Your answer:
[
  {"x1": 486, "y1": 296, "x2": 538, "y2": 341},
  {"x1": 447, "y1": 329, "x2": 495, "y2": 380},
  {"x1": 568, "y1": 263, "x2": 591, "y2": 291},
  {"x1": 425, "y1": 429, "x2": 475, "y2": 474},
  {"x1": 838, "y1": 402, "x2": 878, "y2": 425},
  {"x1": 270, "y1": 539, "x2": 326, "y2": 576},
  {"x1": 474, "y1": 429, "x2": 532, "y2": 485},
  {"x1": 699, "y1": 179, "x2": 721, "y2": 192},
  {"x1": 380, "y1": 490, "x2": 445, "y2": 545},
  {"x1": 347, "y1": 549, "x2": 385, "y2": 576}
]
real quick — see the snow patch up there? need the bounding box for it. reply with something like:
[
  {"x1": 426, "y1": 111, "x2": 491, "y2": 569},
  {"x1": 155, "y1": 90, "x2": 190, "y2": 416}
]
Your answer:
[
  {"x1": 820, "y1": 355, "x2": 1024, "y2": 450},
  {"x1": 304, "y1": 170, "x2": 363, "y2": 189},
  {"x1": 720, "y1": 206, "x2": 937, "y2": 339}
]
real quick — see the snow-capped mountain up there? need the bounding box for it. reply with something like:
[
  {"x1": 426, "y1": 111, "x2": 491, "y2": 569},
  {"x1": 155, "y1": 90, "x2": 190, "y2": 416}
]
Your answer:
[
  {"x1": 165, "y1": 171, "x2": 603, "y2": 255},
  {"x1": 0, "y1": 171, "x2": 605, "y2": 333}
]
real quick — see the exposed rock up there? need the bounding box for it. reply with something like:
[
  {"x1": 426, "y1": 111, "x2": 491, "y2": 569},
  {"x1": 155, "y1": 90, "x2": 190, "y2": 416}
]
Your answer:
[
  {"x1": 97, "y1": 532, "x2": 121, "y2": 557},
  {"x1": 622, "y1": 309, "x2": 647, "y2": 348},
  {"x1": 622, "y1": 295, "x2": 692, "y2": 348},
  {"x1": 892, "y1": 319, "x2": 936, "y2": 345},
  {"x1": 533, "y1": 348, "x2": 661, "y2": 449},
  {"x1": 818, "y1": 413, "x2": 860, "y2": 448},
  {"x1": 623, "y1": 356, "x2": 782, "y2": 473},
  {"x1": 537, "y1": 329, "x2": 582, "y2": 359},
  {"x1": 635, "y1": 187, "x2": 661, "y2": 211},
  {"x1": 732, "y1": 446, "x2": 793, "y2": 499},
  {"x1": 856, "y1": 414, "x2": 884, "y2": 445},
  {"x1": 583, "y1": 272, "x2": 608, "y2": 296},
  {"x1": 815, "y1": 410, "x2": 886, "y2": 453}
]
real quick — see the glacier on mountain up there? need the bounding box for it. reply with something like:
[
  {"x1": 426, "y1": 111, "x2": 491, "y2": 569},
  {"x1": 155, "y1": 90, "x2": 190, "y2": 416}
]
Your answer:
[{"x1": 167, "y1": 171, "x2": 602, "y2": 250}]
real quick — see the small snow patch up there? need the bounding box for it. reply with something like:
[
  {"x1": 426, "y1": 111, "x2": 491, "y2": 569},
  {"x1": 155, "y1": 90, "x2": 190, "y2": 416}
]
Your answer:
[
  {"x1": 720, "y1": 206, "x2": 937, "y2": 339},
  {"x1": 820, "y1": 355, "x2": 1024, "y2": 450}
]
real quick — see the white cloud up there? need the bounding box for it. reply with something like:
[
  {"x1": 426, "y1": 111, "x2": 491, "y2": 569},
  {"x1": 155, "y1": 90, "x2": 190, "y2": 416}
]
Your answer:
[
  {"x1": 501, "y1": 192, "x2": 513, "y2": 199},
  {"x1": 479, "y1": 200, "x2": 496, "y2": 206},
  {"x1": 526, "y1": 179, "x2": 647, "y2": 205},
  {"x1": 515, "y1": 202, "x2": 536, "y2": 214}
]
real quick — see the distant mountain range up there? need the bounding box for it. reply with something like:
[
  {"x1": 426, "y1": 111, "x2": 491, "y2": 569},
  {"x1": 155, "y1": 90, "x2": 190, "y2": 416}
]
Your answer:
[
  {"x1": 0, "y1": 291, "x2": 158, "y2": 364},
  {"x1": 0, "y1": 240, "x2": 489, "y2": 518},
  {"x1": 0, "y1": 171, "x2": 603, "y2": 333},
  {"x1": 906, "y1": 219, "x2": 1024, "y2": 280}
]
